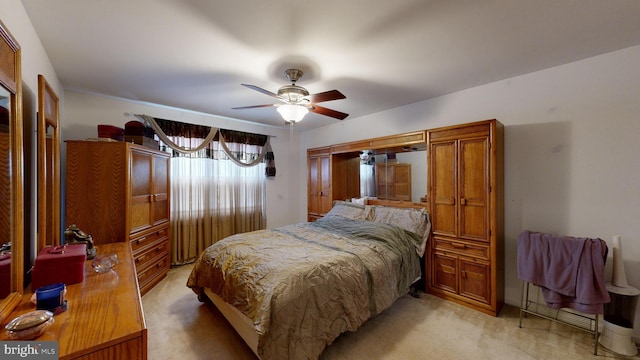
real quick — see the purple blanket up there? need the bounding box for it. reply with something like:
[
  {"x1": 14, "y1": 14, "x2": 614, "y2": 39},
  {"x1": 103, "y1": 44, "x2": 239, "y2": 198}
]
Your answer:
[{"x1": 517, "y1": 230, "x2": 610, "y2": 314}]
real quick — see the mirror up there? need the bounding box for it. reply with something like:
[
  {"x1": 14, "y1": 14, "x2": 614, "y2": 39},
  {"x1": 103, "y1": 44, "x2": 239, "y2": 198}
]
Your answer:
[
  {"x1": 326, "y1": 132, "x2": 427, "y2": 205},
  {"x1": 0, "y1": 19, "x2": 24, "y2": 323},
  {"x1": 360, "y1": 149, "x2": 427, "y2": 203},
  {"x1": 37, "y1": 75, "x2": 61, "y2": 251}
]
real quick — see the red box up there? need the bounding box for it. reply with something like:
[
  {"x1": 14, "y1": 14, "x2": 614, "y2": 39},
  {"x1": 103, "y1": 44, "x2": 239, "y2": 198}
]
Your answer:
[
  {"x1": 97, "y1": 124, "x2": 125, "y2": 141},
  {"x1": 31, "y1": 244, "x2": 87, "y2": 290}
]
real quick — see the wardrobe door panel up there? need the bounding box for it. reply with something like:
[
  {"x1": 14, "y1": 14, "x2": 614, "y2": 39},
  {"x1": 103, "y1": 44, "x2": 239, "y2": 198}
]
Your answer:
[
  {"x1": 152, "y1": 154, "x2": 169, "y2": 225},
  {"x1": 431, "y1": 141, "x2": 456, "y2": 236},
  {"x1": 459, "y1": 137, "x2": 489, "y2": 242},
  {"x1": 431, "y1": 251, "x2": 457, "y2": 293},
  {"x1": 459, "y1": 259, "x2": 490, "y2": 304},
  {"x1": 130, "y1": 150, "x2": 152, "y2": 232}
]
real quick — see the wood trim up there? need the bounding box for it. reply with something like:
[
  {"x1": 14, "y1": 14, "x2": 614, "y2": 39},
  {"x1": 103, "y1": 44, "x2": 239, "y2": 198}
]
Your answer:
[
  {"x1": 329, "y1": 131, "x2": 426, "y2": 154},
  {"x1": 365, "y1": 199, "x2": 426, "y2": 210},
  {"x1": 307, "y1": 146, "x2": 331, "y2": 157},
  {"x1": 0, "y1": 17, "x2": 24, "y2": 324},
  {"x1": 37, "y1": 74, "x2": 61, "y2": 251}
]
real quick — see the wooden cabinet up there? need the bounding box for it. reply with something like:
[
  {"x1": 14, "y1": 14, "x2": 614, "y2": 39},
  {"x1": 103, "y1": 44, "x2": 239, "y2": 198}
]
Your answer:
[
  {"x1": 375, "y1": 163, "x2": 411, "y2": 201},
  {"x1": 307, "y1": 147, "x2": 332, "y2": 221},
  {"x1": 1, "y1": 243, "x2": 147, "y2": 359},
  {"x1": 426, "y1": 119, "x2": 504, "y2": 316},
  {"x1": 65, "y1": 141, "x2": 170, "y2": 295}
]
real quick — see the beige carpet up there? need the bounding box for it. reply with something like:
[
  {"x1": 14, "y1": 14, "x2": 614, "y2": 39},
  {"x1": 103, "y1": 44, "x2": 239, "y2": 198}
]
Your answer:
[{"x1": 142, "y1": 265, "x2": 638, "y2": 360}]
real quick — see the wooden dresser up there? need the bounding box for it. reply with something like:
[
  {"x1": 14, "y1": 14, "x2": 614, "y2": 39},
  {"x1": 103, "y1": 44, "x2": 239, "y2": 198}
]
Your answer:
[
  {"x1": 1, "y1": 243, "x2": 147, "y2": 359},
  {"x1": 425, "y1": 119, "x2": 504, "y2": 316},
  {"x1": 65, "y1": 141, "x2": 170, "y2": 295}
]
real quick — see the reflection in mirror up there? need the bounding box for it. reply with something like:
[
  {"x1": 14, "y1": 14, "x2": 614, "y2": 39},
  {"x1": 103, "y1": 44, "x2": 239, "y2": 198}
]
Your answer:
[
  {"x1": 0, "y1": 87, "x2": 11, "y2": 299},
  {"x1": 0, "y1": 18, "x2": 24, "y2": 323},
  {"x1": 360, "y1": 149, "x2": 427, "y2": 203},
  {"x1": 38, "y1": 75, "x2": 61, "y2": 251}
]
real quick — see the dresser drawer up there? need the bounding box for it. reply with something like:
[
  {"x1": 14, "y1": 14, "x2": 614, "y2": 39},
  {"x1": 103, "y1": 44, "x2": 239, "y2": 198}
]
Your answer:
[
  {"x1": 137, "y1": 254, "x2": 169, "y2": 294},
  {"x1": 431, "y1": 236, "x2": 489, "y2": 260},
  {"x1": 133, "y1": 239, "x2": 169, "y2": 271},
  {"x1": 130, "y1": 224, "x2": 168, "y2": 254}
]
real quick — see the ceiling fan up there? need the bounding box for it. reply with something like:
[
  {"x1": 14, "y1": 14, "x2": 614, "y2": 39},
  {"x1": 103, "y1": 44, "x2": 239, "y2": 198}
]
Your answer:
[{"x1": 232, "y1": 69, "x2": 348, "y2": 123}]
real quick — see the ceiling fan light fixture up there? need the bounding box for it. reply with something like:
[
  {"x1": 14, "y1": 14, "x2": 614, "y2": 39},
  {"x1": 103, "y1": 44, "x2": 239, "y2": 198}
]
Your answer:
[
  {"x1": 234, "y1": 68, "x2": 348, "y2": 122},
  {"x1": 277, "y1": 85, "x2": 309, "y2": 103},
  {"x1": 277, "y1": 104, "x2": 309, "y2": 123}
]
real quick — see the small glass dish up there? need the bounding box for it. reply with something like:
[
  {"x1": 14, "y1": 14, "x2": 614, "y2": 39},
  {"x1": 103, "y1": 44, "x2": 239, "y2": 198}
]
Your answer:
[{"x1": 91, "y1": 253, "x2": 118, "y2": 273}]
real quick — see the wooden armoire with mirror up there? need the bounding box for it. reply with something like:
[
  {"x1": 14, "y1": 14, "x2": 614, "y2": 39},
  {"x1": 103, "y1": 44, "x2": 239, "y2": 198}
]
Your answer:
[
  {"x1": 65, "y1": 140, "x2": 171, "y2": 295},
  {"x1": 306, "y1": 121, "x2": 503, "y2": 316},
  {"x1": 426, "y1": 119, "x2": 504, "y2": 316},
  {"x1": 307, "y1": 131, "x2": 426, "y2": 221}
]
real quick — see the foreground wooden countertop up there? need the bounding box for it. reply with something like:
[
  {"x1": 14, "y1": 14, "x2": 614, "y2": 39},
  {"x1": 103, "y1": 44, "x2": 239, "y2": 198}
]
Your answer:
[{"x1": 1, "y1": 243, "x2": 147, "y2": 359}]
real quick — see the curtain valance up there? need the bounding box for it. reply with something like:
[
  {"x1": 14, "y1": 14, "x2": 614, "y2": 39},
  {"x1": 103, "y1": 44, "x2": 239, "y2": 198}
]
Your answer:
[{"x1": 135, "y1": 114, "x2": 275, "y2": 176}]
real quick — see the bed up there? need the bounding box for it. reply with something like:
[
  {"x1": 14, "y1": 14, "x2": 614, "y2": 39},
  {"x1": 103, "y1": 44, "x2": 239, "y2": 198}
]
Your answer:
[{"x1": 187, "y1": 199, "x2": 430, "y2": 359}]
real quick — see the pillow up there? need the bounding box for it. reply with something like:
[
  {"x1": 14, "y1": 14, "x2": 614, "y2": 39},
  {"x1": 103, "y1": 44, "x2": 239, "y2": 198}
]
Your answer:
[
  {"x1": 368, "y1": 206, "x2": 431, "y2": 255},
  {"x1": 324, "y1": 200, "x2": 366, "y2": 221}
]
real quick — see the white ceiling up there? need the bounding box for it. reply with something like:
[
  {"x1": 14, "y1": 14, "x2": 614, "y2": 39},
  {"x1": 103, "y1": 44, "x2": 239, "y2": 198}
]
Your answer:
[{"x1": 22, "y1": 0, "x2": 640, "y2": 131}]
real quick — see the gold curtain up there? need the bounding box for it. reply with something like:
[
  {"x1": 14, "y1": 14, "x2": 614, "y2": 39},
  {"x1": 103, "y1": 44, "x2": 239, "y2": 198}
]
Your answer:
[{"x1": 165, "y1": 135, "x2": 267, "y2": 265}]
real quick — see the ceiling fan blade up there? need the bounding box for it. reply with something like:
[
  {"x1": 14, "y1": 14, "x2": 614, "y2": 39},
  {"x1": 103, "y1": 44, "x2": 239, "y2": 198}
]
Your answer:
[
  {"x1": 310, "y1": 105, "x2": 349, "y2": 120},
  {"x1": 309, "y1": 90, "x2": 346, "y2": 103},
  {"x1": 240, "y1": 84, "x2": 280, "y2": 99},
  {"x1": 232, "y1": 104, "x2": 275, "y2": 110}
]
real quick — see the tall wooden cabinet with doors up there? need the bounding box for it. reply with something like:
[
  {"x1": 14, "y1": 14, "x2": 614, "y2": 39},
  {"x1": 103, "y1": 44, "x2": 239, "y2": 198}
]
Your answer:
[
  {"x1": 307, "y1": 131, "x2": 426, "y2": 221},
  {"x1": 65, "y1": 140, "x2": 171, "y2": 295},
  {"x1": 307, "y1": 147, "x2": 332, "y2": 221},
  {"x1": 425, "y1": 119, "x2": 504, "y2": 316}
]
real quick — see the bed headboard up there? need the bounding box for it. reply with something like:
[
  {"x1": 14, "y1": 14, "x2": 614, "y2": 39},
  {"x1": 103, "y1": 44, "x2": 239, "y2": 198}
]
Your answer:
[{"x1": 365, "y1": 199, "x2": 428, "y2": 211}]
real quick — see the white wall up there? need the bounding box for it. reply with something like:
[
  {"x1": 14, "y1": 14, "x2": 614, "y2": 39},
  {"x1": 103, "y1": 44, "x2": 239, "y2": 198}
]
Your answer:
[
  {"x1": 301, "y1": 44, "x2": 640, "y2": 338},
  {"x1": 61, "y1": 91, "x2": 299, "y2": 230}
]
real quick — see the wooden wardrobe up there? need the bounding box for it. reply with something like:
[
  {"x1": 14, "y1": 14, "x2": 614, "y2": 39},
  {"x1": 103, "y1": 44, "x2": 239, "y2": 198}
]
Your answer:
[
  {"x1": 426, "y1": 119, "x2": 504, "y2": 316},
  {"x1": 65, "y1": 140, "x2": 170, "y2": 295},
  {"x1": 307, "y1": 147, "x2": 332, "y2": 222}
]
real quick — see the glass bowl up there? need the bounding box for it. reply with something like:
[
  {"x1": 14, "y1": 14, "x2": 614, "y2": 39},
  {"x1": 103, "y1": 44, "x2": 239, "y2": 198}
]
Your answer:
[{"x1": 91, "y1": 253, "x2": 119, "y2": 273}]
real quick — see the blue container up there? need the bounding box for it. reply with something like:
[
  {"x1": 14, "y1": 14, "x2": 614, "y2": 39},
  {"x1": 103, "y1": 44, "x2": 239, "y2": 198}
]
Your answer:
[{"x1": 35, "y1": 283, "x2": 65, "y2": 311}]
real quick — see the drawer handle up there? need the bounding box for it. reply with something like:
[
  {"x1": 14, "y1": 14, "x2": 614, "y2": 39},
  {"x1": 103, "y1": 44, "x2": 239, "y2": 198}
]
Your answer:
[
  {"x1": 451, "y1": 243, "x2": 467, "y2": 249},
  {"x1": 137, "y1": 255, "x2": 146, "y2": 263},
  {"x1": 136, "y1": 236, "x2": 147, "y2": 244}
]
